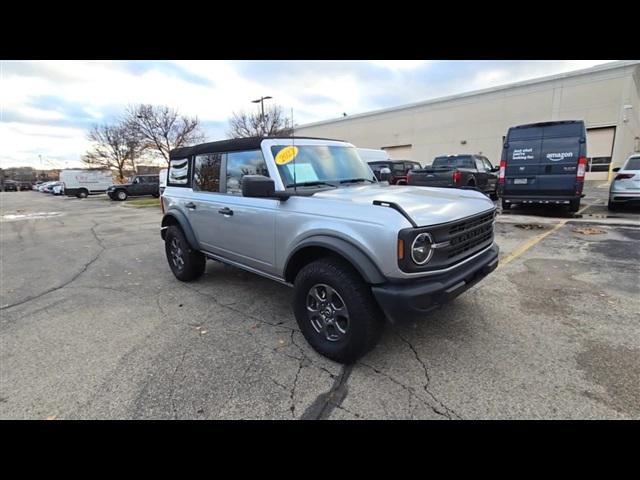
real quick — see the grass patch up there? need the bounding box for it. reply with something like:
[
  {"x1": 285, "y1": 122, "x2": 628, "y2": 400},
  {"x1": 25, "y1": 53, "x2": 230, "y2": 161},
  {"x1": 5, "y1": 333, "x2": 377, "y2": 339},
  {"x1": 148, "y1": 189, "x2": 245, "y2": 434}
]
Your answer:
[{"x1": 123, "y1": 197, "x2": 161, "y2": 208}]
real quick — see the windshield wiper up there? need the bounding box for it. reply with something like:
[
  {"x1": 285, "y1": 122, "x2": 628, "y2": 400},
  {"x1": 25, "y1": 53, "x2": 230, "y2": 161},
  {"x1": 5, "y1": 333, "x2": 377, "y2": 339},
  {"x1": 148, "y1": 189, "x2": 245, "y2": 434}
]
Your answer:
[
  {"x1": 339, "y1": 178, "x2": 375, "y2": 184},
  {"x1": 285, "y1": 181, "x2": 337, "y2": 188}
]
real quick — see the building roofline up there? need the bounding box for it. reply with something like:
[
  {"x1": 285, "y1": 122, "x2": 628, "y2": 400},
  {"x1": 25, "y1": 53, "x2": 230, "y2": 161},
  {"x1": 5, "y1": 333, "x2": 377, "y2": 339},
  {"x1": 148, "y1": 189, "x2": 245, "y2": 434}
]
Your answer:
[{"x1": 295, "y1": 60, "x2": 640, "y2": 129}]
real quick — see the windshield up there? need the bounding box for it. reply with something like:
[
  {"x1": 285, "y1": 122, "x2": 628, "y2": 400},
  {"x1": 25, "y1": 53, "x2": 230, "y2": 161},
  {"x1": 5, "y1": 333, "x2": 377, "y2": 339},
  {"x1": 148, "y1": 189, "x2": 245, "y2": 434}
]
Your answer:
[{"x1": 271, "y1": 145, "x2": 375, "y2": 187}]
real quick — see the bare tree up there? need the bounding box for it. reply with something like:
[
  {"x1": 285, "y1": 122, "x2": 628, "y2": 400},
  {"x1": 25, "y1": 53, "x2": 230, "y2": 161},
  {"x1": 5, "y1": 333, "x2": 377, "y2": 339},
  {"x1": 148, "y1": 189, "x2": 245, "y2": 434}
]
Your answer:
[
  {"x1": 126, "y1": 104, "x2": 205, "y2": 165},
  {"x1": 227, "y1": 104, "x2": 292, "y2": 138},
  {"x1": 83, "y1": 123, "x2": 143, "y2": 182}
]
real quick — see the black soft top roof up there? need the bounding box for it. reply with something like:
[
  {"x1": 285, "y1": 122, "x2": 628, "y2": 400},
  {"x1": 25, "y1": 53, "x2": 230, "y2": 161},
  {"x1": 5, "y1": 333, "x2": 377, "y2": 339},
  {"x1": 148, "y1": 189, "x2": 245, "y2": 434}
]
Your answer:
[{"x1": 169, "y1": 136, "x2": 344, "y2": 160}]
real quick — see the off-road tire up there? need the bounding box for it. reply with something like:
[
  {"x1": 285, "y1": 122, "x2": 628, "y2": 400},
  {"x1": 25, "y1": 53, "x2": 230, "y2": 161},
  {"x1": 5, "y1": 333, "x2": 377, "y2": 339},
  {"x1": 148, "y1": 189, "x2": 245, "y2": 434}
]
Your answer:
[
  {"x1": 292, "y1": 256, "x2": 384, "y2": 364},
  {"x1": 165, "y1": 225, "x2": 205, "y2": 281},
  {"x1": 115, "y1": 189, "x2": 128, "y2": 201}
]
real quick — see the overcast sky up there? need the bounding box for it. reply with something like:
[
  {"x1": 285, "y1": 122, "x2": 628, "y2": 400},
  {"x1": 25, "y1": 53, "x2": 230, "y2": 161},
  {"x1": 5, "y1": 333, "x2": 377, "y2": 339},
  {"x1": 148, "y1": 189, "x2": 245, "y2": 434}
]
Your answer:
[{"x1": 0, "y1": 60, "x2": 612, "y2": 169}]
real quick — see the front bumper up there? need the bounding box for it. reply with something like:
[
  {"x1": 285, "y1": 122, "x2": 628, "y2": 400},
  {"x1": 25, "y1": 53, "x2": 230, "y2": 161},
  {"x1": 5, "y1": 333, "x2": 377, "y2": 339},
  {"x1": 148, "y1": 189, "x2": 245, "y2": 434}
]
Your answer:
[{"x1": 371, "y1": 243, "x2": 499, "y2": 323}]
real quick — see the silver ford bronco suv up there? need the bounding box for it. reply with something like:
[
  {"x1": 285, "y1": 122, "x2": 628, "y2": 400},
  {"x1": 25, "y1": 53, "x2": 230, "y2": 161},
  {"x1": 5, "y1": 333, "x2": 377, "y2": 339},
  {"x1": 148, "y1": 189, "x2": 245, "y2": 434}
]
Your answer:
[{"x1": 161, "y1": 137, "x2": 499, "y2": 363}]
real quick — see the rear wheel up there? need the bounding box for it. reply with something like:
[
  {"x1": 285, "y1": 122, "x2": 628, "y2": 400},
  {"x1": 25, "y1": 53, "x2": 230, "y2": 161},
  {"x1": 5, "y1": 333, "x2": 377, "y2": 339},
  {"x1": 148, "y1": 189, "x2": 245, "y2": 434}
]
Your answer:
[
  {"x1": 568, "y1": 199, "x2": 581, "y2": 213},
  {"x1": 164, "y1": 226, "x2": 205, "y2": 281},
  {"x1": 292, "y1": 257, "x2": 384, "y2": 364},
  {"x1": 76, "y1": 189, "x2": 88, "y2": 199}
]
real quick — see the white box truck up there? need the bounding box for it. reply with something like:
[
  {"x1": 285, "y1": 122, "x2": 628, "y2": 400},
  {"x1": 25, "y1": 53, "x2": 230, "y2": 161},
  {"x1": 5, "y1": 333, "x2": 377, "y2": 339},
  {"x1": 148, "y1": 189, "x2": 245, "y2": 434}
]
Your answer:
[
  {"x1": 60, "y1": 169, "x2": 113, "y2": 198},
  {"x1": 159, "y1": 168, "x2": 168, "y2": 195}
]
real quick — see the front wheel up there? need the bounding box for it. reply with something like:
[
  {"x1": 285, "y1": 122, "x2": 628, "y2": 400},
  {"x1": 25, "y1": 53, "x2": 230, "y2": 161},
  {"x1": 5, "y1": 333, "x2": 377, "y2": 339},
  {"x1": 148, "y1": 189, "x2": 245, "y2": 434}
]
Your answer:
[
  {"x1": 115, "y1": 190, "x2": 128, "y2": 201},
  {"x1": 164, "y1": 225, "x2": 205, "y2": 281},
  {"x1": 293, "y1": 257, "x2": 384, "y2": 364}
]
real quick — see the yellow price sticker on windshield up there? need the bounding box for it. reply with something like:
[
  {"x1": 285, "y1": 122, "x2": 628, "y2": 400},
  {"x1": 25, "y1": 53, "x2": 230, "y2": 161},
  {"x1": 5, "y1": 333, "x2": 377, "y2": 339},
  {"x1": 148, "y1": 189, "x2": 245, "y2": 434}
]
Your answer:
[{"x1": 275, "y1": 146, "x2": 299, "y2": 165}]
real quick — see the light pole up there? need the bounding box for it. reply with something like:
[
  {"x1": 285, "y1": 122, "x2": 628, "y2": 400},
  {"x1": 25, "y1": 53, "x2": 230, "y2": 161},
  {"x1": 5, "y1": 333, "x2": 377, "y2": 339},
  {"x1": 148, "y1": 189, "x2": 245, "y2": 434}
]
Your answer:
[{"x1": 251, "y1": 96, "x2": 272, "y2": 135}]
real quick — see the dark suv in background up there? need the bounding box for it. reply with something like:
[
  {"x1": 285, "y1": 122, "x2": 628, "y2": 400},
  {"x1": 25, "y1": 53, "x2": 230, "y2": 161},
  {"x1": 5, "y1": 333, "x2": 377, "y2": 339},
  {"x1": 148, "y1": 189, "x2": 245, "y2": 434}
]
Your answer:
[
  {"x1": 368, "y1": 160, "x2": 422, "y2": 185},
  {"x1": 498, "y1": 120, "x2": 587, "y2": 212},
  {"x1": 107, "y1": 174, "x2": 160, "y2": 201}
]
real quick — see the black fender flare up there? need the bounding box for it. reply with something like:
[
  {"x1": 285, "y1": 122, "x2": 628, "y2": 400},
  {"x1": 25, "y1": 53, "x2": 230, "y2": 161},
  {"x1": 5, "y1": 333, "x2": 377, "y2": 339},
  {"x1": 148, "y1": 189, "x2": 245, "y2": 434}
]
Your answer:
[
  {"x1": 285, "y1": 235, "x2": 386, "y2": 285},
  {"x1": 161, "y1": 210, "x2": 199, "y2": 250}
]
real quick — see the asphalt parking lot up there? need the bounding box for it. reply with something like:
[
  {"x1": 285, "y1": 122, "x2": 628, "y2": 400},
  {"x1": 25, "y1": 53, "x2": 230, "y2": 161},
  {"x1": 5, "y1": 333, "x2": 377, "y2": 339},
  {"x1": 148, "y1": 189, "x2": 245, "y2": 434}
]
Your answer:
[{"x1": 1, "y1": 185, "x2": 638, "y2": 419}]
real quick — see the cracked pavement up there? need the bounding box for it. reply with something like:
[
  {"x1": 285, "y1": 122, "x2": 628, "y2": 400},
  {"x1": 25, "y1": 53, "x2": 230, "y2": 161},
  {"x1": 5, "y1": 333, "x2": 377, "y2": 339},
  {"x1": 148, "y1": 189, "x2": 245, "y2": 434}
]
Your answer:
[{"x1": 1, "y1": 188, "x2": 638, "y2": 419}]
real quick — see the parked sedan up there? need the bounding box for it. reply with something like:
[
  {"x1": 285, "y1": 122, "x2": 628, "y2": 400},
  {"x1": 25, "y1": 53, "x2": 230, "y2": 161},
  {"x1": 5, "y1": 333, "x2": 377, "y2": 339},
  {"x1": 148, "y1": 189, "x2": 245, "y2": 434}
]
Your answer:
[
  {"x1": 609, "y1": 154, "x2": 640, "y2": 210},
  {"x1": 38, "y1": 181, "x2": 57, "y2": 193}
]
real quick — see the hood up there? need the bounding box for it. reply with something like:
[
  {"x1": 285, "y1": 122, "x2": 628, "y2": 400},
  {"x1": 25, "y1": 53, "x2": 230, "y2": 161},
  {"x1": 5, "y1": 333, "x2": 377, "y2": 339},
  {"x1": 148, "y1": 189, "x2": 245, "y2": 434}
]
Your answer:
[{"x1": 312, "y1": 184, "x2": 495, "y2": 227}]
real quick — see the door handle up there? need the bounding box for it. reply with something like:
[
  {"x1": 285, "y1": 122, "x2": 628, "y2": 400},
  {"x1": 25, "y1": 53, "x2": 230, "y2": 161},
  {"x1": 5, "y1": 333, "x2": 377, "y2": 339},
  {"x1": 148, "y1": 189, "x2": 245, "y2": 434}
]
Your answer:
[
  {"x1": 218, "y1": 207, "x2": 234, "y2": 216},
  {"x1": 185, "y1": 202, "x2": 196, "y2": 210}
]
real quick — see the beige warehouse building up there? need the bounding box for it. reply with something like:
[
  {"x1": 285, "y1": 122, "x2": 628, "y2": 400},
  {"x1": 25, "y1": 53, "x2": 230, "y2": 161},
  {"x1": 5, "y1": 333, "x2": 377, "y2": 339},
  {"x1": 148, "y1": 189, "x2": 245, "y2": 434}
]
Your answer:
[{"x1": 295, "y1": 60, "x2": 640, "y2": 180}]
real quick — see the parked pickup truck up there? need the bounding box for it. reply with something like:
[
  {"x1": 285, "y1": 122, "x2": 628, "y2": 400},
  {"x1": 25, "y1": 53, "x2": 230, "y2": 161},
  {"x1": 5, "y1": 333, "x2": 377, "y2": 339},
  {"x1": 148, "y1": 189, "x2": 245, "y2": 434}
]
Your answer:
[
  {"x1": 407, "y1": 154, "x2": 499, "y2": 199},
  {"x1": 161, "y1": 136, "x2": 499, "y2": 363}
]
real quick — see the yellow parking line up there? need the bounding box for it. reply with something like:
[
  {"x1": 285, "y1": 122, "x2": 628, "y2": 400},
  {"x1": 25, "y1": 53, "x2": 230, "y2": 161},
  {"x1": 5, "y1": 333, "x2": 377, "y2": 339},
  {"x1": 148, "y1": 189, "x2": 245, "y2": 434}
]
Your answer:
[{"x1": 497, "y1": 203, "x2": 592, "y2": 269}]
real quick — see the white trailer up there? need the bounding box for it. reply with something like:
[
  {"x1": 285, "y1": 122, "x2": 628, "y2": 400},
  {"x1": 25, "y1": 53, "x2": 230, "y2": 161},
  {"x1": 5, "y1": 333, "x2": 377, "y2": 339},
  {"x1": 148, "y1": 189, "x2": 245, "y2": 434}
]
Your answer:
[
  {"x1": 356, "y1": 148, "x2": 390, "y2": 163},
  {"x1": 159, "y1": 168, "x2": 168, "y2": 195},
  {"x1": 60, "y1": 169, "x2": 113, "y2": 198}
]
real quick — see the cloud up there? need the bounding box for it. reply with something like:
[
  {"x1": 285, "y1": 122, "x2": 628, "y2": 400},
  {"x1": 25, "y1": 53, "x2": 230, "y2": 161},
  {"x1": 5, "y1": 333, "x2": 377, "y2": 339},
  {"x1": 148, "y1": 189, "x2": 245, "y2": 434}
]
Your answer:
[
  {"x1": 0, "y1": 60, "x2": 615, "y2": 168},
  {"x1": 368, "y1": 60, "x2": 430, "y2": 70}
]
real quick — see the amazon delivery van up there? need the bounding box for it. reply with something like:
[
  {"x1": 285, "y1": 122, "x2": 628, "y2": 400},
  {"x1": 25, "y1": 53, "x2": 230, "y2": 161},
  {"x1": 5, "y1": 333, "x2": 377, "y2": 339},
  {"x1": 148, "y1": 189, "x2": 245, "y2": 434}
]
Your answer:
[
  {"x1": 498, "y1": 120, "x2": 587, "y2": 212},
  {"x1": 60, "y1": 169, "x2": 113, "y2": 198}
]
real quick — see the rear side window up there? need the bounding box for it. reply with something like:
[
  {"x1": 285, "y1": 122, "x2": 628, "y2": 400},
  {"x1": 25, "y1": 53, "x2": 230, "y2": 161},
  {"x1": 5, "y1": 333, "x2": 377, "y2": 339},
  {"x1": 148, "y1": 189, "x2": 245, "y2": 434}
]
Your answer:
[
  {"x1": 168, "y1": 158, "x2": 190, "y2": 186},
  {"x1": 474, "y1": 158, "x2": 486, "y2": 172},
  {"x1": 433, "y1": 156, "x2": 472, "y2": 168},
  {"x1": 226, "y1": 150, "x2": 268, "y2": 195},
  {"x1": 193, "y1": 153, "x2": 223, "y2": 192}
]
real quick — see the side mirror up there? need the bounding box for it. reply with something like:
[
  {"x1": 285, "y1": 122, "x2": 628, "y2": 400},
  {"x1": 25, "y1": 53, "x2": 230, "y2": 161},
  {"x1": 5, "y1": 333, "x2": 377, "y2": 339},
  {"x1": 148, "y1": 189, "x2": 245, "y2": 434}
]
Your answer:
[
  {"x1": 242, "y1": 175, "x2": 289, "y2": 200},
  {"x1": 612, "y1": 167, "x2": 620, "y2": 172}
]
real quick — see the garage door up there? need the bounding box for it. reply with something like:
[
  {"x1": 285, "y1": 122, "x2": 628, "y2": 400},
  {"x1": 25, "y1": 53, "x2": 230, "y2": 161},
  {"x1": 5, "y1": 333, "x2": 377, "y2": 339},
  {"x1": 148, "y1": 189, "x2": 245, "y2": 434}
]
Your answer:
[
  {"x1": 586, "y1": 127, "x2": 615, "y2": 180},
  {"x1": 383, "y1": 145, "x2": 413, "y2": 160}
]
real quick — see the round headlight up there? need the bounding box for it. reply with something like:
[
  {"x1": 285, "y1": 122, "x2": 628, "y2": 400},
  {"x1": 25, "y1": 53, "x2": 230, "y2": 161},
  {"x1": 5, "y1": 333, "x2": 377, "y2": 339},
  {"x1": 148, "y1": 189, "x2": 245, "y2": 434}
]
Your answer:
[{"x1": 411, "y1": 233, "x2": 433, "y2": 265}]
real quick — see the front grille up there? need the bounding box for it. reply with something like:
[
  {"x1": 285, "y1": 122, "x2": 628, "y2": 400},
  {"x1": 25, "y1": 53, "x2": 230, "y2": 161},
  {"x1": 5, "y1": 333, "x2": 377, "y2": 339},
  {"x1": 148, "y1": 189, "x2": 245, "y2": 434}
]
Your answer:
[
  {"x1": 447, "y1": 229, "x2": 493, "y2": 258},
  {"x1": 397, "y1": 208, "x2": 496, "y2": 273},
  {"x1": 448, "y1": 211, "x2": 495, "y2": 236},
  {"x1": 444, "y1": 211, "x2": 495, "y2": 261}
]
